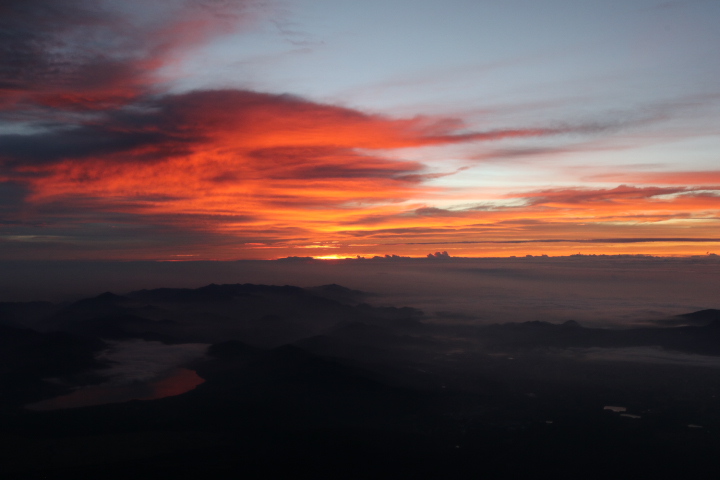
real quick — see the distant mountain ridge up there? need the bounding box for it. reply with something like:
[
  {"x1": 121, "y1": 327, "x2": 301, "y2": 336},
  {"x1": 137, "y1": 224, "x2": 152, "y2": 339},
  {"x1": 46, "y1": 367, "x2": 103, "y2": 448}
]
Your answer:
[
  {"x1": 3, "y1": 285, "x2": 720, "y2": 478},
  {"x1": 480, "y1": 311, "x2": 720, "y2": 355},
  {"x1": 2, "y1": 284, "x2": 720, "y2": 412},
  {"x1": 677, "y1": 308, "x2": 720, "y2": 325}
]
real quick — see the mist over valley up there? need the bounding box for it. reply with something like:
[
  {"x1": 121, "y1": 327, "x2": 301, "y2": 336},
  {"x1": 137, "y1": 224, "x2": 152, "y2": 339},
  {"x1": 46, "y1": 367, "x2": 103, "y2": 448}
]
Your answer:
[{"x1": 3, "y1": 257, "x2": 720, "y2": 478}]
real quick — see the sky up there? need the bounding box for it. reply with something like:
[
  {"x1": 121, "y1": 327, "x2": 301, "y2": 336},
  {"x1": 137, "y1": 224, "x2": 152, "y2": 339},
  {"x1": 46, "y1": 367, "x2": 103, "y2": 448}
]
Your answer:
[{"x1": 1, "y1": 0, "x2": 719, "y2": 260}]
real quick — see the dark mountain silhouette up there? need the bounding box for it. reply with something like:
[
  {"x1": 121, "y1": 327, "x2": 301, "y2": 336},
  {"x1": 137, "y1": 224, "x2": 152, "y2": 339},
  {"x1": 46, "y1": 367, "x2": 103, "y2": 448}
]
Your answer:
[
  {"x1": 39, "y1": 292, "x2": 134, "y2": 332},
  {"x1": 127, "y1": 283, "x2": 306, "y2": 303},
  {"x1": 0, "y1": 324, "x2": 107, "y2": 407},
  {"x1": 479, "y1": 317, "x2": 720, "y2": 355},
  {"x1": 206, "y1": 340, "x2": 261, "y2": 361},
  {"x1": 0, "y1": 301, "x2": 60, "y2": 329},
  {"x1": 297, "y1": 320, "x2": 435, "y2": 366},
  {"x1": 677, "y1": 308, "x2": 720, "y2": 325},
  {"x1": 2, "y1": 286, "x2": 720, "y2": 478},
  {"x1": 305, "y1": 283, "x2": 369, "y2": 305}
]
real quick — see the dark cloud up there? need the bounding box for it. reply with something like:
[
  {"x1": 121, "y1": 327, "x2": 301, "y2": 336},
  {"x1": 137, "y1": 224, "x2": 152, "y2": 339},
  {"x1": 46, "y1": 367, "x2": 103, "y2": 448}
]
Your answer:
[
  {"x1": 520, "y1": 185, "x2": 693, "y2": 206},
  {"x1": 0, "y1": 1, "x2": 110, "y2": 88},
  {"x1": 395, "y1": 166, "x2": 469, "y2": 183},
  {"x1": 0, "y1": 0, "x2": 255, "y2": 112},
  {"x1": 0, "y1": 128, "x2": 176, "y2": 166},
  {"x1": 412, "y1": 207, "x2": 462, "y2": 217},
  {"x1": 340, "y1": 226, "x2": 465, "y2": 238},
  {"x1": 246, "y1": 146, "x2": 422, "y2": 180},
  {"x1": 400, "y1": 238, "x2": 720, "y2": 245},
  {"x1": 0, "y1": 180, "x2": 28, "y2": 206},
  {"x1": 0, "y1": 0, "x2": 150, "y2": 109},
  {"x1": 1, "y1": 87, "x2": 633, "y2": 173},
  {"x1": 470, "y1": 144, "x2": 628, "y2": 162},
  {"x1": 585, "y1": 170, "x2": 720, "y2": 186}
]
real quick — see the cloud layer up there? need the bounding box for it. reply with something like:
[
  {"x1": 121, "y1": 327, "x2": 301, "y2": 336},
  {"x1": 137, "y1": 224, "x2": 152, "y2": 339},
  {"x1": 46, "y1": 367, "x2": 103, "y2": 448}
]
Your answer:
[{"x1": 1, "y1": 0, "x2": 718, "y2": 259}]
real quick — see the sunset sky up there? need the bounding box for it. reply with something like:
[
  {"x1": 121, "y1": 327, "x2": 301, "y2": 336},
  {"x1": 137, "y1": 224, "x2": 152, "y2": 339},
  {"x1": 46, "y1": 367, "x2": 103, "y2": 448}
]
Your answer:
[{"x1": 1, "y1": 0, "x2": 719, "y2": 260}]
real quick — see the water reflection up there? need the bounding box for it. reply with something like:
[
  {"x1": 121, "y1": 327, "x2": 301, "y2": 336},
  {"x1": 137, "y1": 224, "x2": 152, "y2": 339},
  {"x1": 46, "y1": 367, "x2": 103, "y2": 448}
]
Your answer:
[
  {"x1": 26, "y1": 368, "x2": 204, "y2": 411},
  {"x1": 26, "y1": 338, "x2": 209, "y2": 411}
]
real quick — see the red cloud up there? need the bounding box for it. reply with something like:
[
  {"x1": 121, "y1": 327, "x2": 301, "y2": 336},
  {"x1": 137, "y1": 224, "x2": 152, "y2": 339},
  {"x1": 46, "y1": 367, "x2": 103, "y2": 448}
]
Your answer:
[
  {"x1": 2, "y1": 2, "x2": 717, "y2": 259},
  {"x1": 4, "y1": 91, "x2": 468, "y2": 242},
  {"x1": 15, "y1": 90, "x2": 595, "y2": 216},
  {"x1": 6, "y1": 86, "x2": 648, "y2": 258}
]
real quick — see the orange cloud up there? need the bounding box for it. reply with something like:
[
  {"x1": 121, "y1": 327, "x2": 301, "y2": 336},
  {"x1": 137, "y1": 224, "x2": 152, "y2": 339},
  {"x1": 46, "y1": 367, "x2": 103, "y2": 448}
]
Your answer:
[
  {"x1": 313, "y1": 184, "x2": 720, "y2": 257},
  {"x1": 1, "y1": 2, "x2": 718, "y2": 260},
  {"x1": 17, "y1": 90, "x2": 590, "y2": 229}
]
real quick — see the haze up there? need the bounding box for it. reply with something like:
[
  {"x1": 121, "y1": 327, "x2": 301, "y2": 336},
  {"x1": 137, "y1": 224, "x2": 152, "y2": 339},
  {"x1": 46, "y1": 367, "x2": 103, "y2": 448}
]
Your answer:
[{"x1": 3, "y1": 255, "x2": 718, "y2": 327}]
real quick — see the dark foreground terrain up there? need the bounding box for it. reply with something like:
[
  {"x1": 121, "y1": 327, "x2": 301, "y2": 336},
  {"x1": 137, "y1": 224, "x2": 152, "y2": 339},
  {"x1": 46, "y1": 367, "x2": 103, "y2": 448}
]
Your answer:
[{"x1": 2, "y1": 284, "x2": 720, "y2": 479}]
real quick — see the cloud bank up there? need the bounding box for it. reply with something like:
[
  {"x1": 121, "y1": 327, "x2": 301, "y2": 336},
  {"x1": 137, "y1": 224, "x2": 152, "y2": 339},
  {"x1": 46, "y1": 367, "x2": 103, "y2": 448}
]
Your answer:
[{"x1": 1, "y1": 0, "x2": 718, "y2": 259}]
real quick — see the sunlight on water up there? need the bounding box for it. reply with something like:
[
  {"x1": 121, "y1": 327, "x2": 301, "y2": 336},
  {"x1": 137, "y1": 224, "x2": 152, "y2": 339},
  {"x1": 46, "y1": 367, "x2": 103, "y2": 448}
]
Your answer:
[{"x1": 25, "y1": 368, "x2": 204, "y2": 411}]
